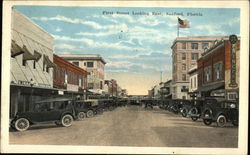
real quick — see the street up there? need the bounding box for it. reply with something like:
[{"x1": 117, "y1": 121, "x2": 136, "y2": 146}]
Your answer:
[{"x1": 9, "y1": 105, "x2": 238, "y2": 147}]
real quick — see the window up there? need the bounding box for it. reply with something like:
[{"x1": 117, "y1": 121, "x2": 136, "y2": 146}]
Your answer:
[
  {"x1": 182, "y1": 96, "x2": 186, "y2": 99},
  {"x1": 88, "y1": 83, "x2": 94, "y2": 89},
  {"x1": 202, "y1": 42, "x2": 209, "y2": 49},
  {"x1": 194, "y1": 76, "x2": 197, "y2": 88},
  {"x1": 191, "y1": 43, "x2": 198, "y2": 49},
  {"x1": 46, "y1": 67, "x2": 49, "y2": 73},
  {"x1": 87, "y1": 62, "x2": 94, "y2": 67},
  {"x1": 182, "y1": 53, "x2": 186, "y2": 60},
  {"x1": 191, "y1": 53, "x2": 199, "y2": 60},
  {"x1": 100, "y1": 81, "x2": 103, "y2": 89},
  {"x1": 65, "y1": 73, "x2": 68, "y2": 83},
  {"x1": 22, "y1": 60, "x2": 27, "y2": 66},
  {"x1": 79, "y1": 77, "x2": 82, "y2": 87},
  {"x1": 213, "y1": 62, "x2": 223, "y2": 80},
  {"x1": 72, "y1": 61, "x2": 79, "y2": 66},
  {"x1": 204, "y1": 66, "x2": 212, "y2": 83},
  {"x1": 84, "y1": 62, "x2": 87, "y2": 66},
  {"x1": 182, "y1": 64, "x2": 186, "y2": 71},
  {"x1": 33, "y1": 61, "x2": 36, "y2": 69},
  {"x1": 182, "y1": 74, "x2": 186, "y2": 81},
  {"x1": 182, "y1": 42, "x2": 186, "y2": 49},
  {"x1": 190, "y1": 78, "x2": 193, "y2": 89}
]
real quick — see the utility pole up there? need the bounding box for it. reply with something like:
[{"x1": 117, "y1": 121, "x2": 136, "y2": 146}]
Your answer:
[{"x1": 160, "y1": 71, "x2": 163, "y2": 83}]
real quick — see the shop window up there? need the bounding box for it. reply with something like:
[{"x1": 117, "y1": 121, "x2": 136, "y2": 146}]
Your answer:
[
  {"x1": 191, "y1": 43, "x2": 198, "y2": 49},
  {"x1": 191, "y1": 53, "x2": 199, "y2": 60},
  {"x1": 182, "y1": 53, "x2": 186, "y2": 60}
]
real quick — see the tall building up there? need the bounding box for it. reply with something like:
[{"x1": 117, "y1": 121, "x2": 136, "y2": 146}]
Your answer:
[
  {"x1": 171, "y1": 36, "x2": 224, "y2": 99},
  {"x1": 58, "y1": 54, "x2": 106, "y2": 91}
]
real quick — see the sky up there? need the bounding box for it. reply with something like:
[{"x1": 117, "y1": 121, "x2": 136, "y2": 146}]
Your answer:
[{"x1": 13, "y1": 6, "x2": 240, "y2": 95}]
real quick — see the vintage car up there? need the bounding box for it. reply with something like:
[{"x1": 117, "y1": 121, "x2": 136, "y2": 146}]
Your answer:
[
  {"x1": 187, "y1": 99, "x2": 206, "y2": 121},
  {"x1": 117, "y1": 98, "x2": 128, "y2": 107},
  {"x1": 169, "y1": 99, "x2": 189, "y2": 114},
  {"x1": 141, "y1": 99, "x2": 160, "y2": 109},
  {"x1": 201, "y1": 99, "x2": 239, "y2": 127},
  {"x1": 179, "y1": 100, "x2": 195, "y2": 117},
  {"x1": 100, "y1": 99, "x2": 117, "y2": 111},
  {"x1": 10, "y1": 97, "x2": 76, "y2": 131},
  {"x1": 159, "y1": 99, "x2": 171, "y2": 110},
  {"x1": 73, "y1": 99, "x2": 102, "y2": 120},
  {"x1": 79, "y1": 99, "x2": 105, "y2": 117}
]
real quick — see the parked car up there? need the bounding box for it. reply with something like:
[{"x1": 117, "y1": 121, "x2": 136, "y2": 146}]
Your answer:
[
  {"x1": 74, "y1": 99, "x2": 101, "y2": 120},
  {"x1": 10, "y1": 97, "x2": 76, "y2": 131},
  {"x1": 170, "y1": 99, "x2": 189, "y2": 114},
  {"x1": 159, "y1": 99, "x2": 171, "y2": 110},
  {"x1": 187, "y1": 99, "x2": 206, "y2": 121},
  {"x1": 101, "y1": 99, "x2": 117, "y2": 111},
  {"x1": 81, "y1": 99, "x2": 105, "y2": 117},
  {"x1": 179, "y1": 100, "x2": 194, "y2": 117},
  {"x1": 201, "y1": 99, "x2": 239, "y2": 127}
]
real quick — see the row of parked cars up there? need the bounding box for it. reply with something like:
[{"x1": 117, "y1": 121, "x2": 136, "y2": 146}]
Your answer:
[
  {"x1": 157, "y1": 97, "x2": 239, "y2": 127},
  {"x1": 10, "y1": 97, "x2": 127, "y2": 132}
]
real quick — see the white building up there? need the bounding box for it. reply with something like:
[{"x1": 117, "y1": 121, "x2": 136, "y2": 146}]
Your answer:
[
  {"x1": 10, "y1": 9, "x2": 55, "y2": 118},
  {"x1": 58, "y1": 54, "x2": 106, "y2": 91}
]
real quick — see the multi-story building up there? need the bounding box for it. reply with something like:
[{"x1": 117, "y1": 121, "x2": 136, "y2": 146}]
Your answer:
[
  {"x1": 58, "y1": 54, "x2": 106, "y2": 91},
  {"x1": 171, "y1": 36, "x2": 224, "y2": 99},
  {"x1": 10, "y1": 9, "x2": 56, "y2": 118},
  {"x1": 197, "y1": 36, "x2": 240, "y2": 100},
  {"x1": 53, "y1": 54, "x2": 88, "y2": 98},
  {"x1": 160, "y1": 80, "x2": 173, "y2": 99}
]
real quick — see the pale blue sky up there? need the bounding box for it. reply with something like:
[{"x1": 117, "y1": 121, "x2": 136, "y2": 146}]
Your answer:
[{"x1": 13, "y1": 6, "x2": 240, "y2": 94}]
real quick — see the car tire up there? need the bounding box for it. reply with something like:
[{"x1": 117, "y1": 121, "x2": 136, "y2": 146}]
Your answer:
[
  {"x1": 216, "y1": 115, "x2": 227, "y2": 127},
  {"x1": 203, "y1": 119, "x2": 212, "y2": 126},
  {"x1": 86, "y1": 110, "x2": 94, "y2": 118},
  {"x1": 182, "y1": 108, "x2": 187, "y2": 117},
  {"x1": 191, "y1": 116, "x2": 198, "y2": 121},
  {"x1": 190, "y1": 108, "x2": 198, "y2": 115},
  {"x1": 61, "y1": 114, "x2": 73, "y2": 127},
  {"x1": 14, "y1": 118, "x2": 30, "y2": 131},
  {"x1": 77, "y1": 112, "x2": 86, "y2": 121}
]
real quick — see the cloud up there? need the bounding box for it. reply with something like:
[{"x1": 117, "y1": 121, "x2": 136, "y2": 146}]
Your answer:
[
  {"x1": 195, "y1": 25, "x2": 227, "y2": 36},
  {"x1": 52, "y1": 34, "x2": 94, "y2": 45},
  {"x1": 55, "y1": 27, "x2": 62, "y2": 32}
]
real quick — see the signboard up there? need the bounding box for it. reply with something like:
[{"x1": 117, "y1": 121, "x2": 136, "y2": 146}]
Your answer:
[{"x1": 229, "y1": 34, "x2": 238, "y2": 87}]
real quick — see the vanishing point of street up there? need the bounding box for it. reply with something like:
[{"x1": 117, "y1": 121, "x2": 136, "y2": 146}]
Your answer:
[{"x1": 9, "y1": 105, "x2": 238, "y2": 147}]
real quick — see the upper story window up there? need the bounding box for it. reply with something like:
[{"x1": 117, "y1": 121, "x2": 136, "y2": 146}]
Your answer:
[
  {"x1": 182, "y1": 74, "x2": 186, "y2": 81},
  {"x1": 22, "y1": 60, "x2": 27, "y2": 67},
  {"x1": 202, "y1": 42, "x2": 209, "y2": 49},
  {"x1": 191, "y1": 53, "x2": 199, "y2": 60},
  {"x1": 182, "y1": 64, "x2": 186, "y2": 71},
  {"x1": 204, "y1": 66, "x2": 212, "y2": 83},
  {"x1": 87, "y1": 62, "x2": 94, "y2": 67},
  {"x1": 191, "y1": 43, "x2": 198, "y2": 49},
  {"x1": 182, "y1": 42, "x2": 186, "y2": 49},
  {"x1": 182, "y1": 53, "x2": 186, "y2": 60},
  {"x1": 72, "y1": 61, "x2": 79, "y2": 66},
  {"x1": 213, "y1": 62, "x2": 223, "y2": 80}
]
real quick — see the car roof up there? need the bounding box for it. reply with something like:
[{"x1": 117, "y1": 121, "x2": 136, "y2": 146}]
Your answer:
[{"x1": 35, "y1": 97, "x2": 73, "y2": 103}]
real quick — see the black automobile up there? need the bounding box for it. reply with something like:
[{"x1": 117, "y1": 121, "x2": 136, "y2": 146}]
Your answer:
[
  {"x1": 101, "y1": 99, "x2": 117, "y2": 111},
  {"x1": 159, "y1": 99, "x2": 171, "y2": 110},
  {"x1": 79, "y1": 99, "x2": 106, "y2": 117},
  {"x1": 180, "y1": 100, "x2": 194, "y2": 117},
  {"x1": 10, "y1": 98, "x2": 76, "y2": 132},
  {"x1": 201, "y1": 99, "x2": 239, "y2": 127},
  {"x1": 117, "y1": 98, "x2": 128, "y2": 107},
  {"x1": 169, "y1": 99, "x2": 189, "y2": 114},
  {"x1": 187, "y1": 99, "x2": 205, "y2": 121}
]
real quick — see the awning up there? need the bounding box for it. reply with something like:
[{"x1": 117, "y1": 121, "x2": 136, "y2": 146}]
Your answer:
[
  {"x1": 44, "y1": 55, "x2": 56, "y2": 68},
  {"x1": 11, "y1": 40, "x2": 24, "y2": 57},
  {"x1": 197, "y1": 82, "x2": 225, "y2": 92}
]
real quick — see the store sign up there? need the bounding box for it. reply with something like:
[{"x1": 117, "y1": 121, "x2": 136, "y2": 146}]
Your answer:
[
  {"x1": 18, "y1": 80, "x2": 30, "y2": 86},
  {"x1": 229, "y1": 35, "x2": 238, "y2": 88},
  {"x1": 58, "y1": 90, "x2": 64, "y2": 95}
]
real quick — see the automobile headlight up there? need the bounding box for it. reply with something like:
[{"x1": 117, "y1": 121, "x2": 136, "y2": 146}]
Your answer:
[{"x1": 230, "y1": 104, "x2": 236, "y2": 108}]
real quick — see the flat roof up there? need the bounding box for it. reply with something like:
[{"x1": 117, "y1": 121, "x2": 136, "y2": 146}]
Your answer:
[{"x1": 58, "y1": 54, "x2": 106, "y2": 64}]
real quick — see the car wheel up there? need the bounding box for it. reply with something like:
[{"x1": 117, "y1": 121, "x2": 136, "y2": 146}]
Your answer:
[
  {"x1": 61, "y1": 114, "x2": 73, "y2": 127},
  {"x1": 14, "y1": 118, "x2": 30, "y2": 131},
  {"x1": 232, "y1": 120, "x2": 238, "y2": 126},
  {"x1": 86, "y1": 110, "x2": 94, "y2": 118},
  {"x1": 203, "y1": 119, "x2": 212, "y2": 126},
  {"x1": 191, "y1": 116, "x2": 198, "y2": 121},
  {"x1": 190, "y1": 108, "x2": 198, "y2": 115},
  {"x1": 77, "y1": 112, "x2": 86, "y2": 121},
  {"x1": 216, "y1": 115, "x2": 227, "y2": 127},
  {"x1": 182, "y1": 109, "x2": 187, "y2": 117}
]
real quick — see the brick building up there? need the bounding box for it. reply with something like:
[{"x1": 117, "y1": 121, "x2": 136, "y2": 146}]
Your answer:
[
  {"x1": 171, "y1": 36, "x2": 224, "y2": 99},
  {"x1": 197, "y1": 35, "x2": 240, "y2": 100},
  {"x1": 53, "y1": 54, "x2": 88, "y2": 98}
]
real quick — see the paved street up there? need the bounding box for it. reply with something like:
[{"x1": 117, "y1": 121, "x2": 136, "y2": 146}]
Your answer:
[{"x1": 9, "y1": 105, "x2": 238, "y2": 147}]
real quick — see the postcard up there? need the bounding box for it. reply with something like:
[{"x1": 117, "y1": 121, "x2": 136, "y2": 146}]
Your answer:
[{"x1": 1, "y1": 0, "x2": 249, "y2": 154}]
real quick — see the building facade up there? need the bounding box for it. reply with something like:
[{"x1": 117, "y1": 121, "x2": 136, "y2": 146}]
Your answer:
[
  {"x1": 53, "y1": 54, "x2": 88, "y2": 98},
  {"x1": 197, "y1": 36, "x2": 240, "y2": 100},
  {"x1": 188, "y1": 65, "x2": 198, "y2": 98},
  {"x1": 171, "y1": 36, "x2": 224, "y2": 99},
  {"x1": 10, "y1": 9, "x2": 56, "y2": 118},
  {"x1": 58, "y1": 54, "x2": 106, "y2": 91}
]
